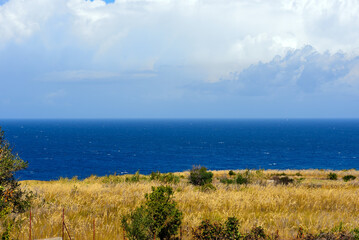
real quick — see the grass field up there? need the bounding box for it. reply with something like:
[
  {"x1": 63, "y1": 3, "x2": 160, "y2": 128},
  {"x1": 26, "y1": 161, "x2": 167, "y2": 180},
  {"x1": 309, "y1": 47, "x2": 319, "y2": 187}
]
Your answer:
[{"x1": 9, "y1": 169, "x2": 359, "y2": 239}]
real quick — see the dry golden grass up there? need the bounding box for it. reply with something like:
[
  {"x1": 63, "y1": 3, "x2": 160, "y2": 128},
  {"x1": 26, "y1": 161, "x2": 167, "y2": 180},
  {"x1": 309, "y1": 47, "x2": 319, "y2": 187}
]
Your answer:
[{"x1": 9, "y1": 169, "x2": 359, "y2": 239}]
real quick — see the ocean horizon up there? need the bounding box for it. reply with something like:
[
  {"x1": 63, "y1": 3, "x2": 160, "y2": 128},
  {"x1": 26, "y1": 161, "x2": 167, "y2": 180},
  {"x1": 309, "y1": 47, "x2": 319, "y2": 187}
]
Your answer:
[{"x1": 1, "y1": 118, "x2": 358, "y2": 181}]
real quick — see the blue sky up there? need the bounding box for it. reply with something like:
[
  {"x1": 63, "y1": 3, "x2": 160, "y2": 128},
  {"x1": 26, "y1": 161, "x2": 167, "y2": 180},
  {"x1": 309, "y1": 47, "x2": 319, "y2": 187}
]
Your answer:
[{"x1": 0, "y1": 0, "x2": 359, "y2": 118}]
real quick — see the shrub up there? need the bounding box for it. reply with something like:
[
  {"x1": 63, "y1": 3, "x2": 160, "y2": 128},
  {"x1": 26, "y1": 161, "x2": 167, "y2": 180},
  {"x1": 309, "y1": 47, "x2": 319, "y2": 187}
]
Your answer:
[
  {"x1": 122, "y1": 186, "x2": 182, "y2": 240},
  {"x1": 121, "y1": 206, "x2": 153, "y2": 240},
  {"x1": 150, "y1": 171, "x2": 161, "y2": 180},
  {"x1": 328, "y1": 173, "x2": 338, "y2": 180},
  {"x1": 229, "y1": 170, "x2": 236, "y2": 176},
  {"x1": 220, "y1": 177, "x2": 235, "y2": 184},
  {"x1": 272, "y1": 176, "x2": 294, "y2": 185},
  {"x1": 125, "y1": 171, "x2": 140, "y2": 183},
  {"x1": 189, "y1": 166, "x2": 213, "y2": 186},
  {"x1": 236, "y1": 173, "x2": 249, "y2": 185},
  {"x1": 150, "y1": 171, "x2": 180, "y2": 184},
  {"x1": 192, "y1": 217, "x2": 241, "y2": 240},
  {"x1": 0, "y1": 127, "x2": 32, "y2": 238},
  {"x1": 192, "y1": 220, "x2": 224, "y2": 240},
  {"x1": 351, "y1": 227, "x2": 359, "y2": 239},
  {"x1": 200, "y1": 183, "x2": 216, "y2": 192},
  {"x1": 145, "y1": 186, "x2": 183, "y2": 240},
  {"x1": 224, "y1": 217, "x2": 241, "y2": 240},
  {"x1": 343, "y1": 175, "x2": 356, "y2": 182},
  {"x1": 244, "y1": 226, "x2": 267, "y2": 240}
]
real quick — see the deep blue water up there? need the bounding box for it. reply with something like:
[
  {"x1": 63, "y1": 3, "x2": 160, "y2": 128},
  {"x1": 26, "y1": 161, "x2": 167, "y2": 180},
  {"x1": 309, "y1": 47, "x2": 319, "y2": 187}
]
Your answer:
[{"x1": 0, "y1": 119, "x2": 358, "y2": 180}]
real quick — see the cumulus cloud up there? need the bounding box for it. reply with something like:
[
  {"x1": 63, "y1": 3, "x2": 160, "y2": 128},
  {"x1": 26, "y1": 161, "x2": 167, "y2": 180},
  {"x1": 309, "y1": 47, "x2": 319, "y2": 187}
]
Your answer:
[
  {"x1": 1, "y1": 0, "x2": 359, "y2": 118},
  {"x1": 1, "y1": 0, "x2": 359, "y2": 80},
  {"x1": 198, "y1": 45, "x2": 359, "y2": 96}
]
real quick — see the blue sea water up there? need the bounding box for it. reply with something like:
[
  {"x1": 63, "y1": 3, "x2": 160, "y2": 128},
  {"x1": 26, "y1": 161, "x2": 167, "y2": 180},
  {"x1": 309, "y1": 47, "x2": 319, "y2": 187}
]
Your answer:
[{"x1": 0, "y1": 119, "x2": 358, "y2": 181}]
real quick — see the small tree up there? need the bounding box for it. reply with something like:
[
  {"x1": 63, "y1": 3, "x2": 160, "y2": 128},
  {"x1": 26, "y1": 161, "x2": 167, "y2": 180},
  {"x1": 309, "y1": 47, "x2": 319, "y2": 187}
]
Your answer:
[
  {"x1": 0, "y1": 127, "x2": 32, "y2": 236},
  {"x1": 189, "y1": 166, "x2": 213, "y2": 186},
  {"x1": 328, "y1": 172, "x2": 338, "y2": 180},
  {"x1": 121, "y1": 206, "x2": 153, "y2": 240},
  {"x1": 145, "y1": 186, "x2": 182, "y2": 239},
  {"x1": 122, "y1": 186, "x2": 182, "y2": 240}
]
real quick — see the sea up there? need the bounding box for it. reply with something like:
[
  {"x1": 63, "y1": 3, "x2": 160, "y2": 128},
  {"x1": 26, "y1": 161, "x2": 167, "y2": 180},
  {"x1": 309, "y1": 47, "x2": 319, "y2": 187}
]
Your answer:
[{"x1": 0, "y1": 119, "x2": 358, "y2": 181}]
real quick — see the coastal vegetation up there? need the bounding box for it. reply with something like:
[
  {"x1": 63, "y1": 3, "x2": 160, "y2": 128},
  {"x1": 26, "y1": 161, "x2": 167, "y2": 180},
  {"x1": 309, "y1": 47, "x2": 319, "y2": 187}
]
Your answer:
[
  {"x1": 2, "y1": 168, "x2": 359, "y2": 239},
  {"x1": 0, "y1": 127, "x2": 32, "y2": 239}
]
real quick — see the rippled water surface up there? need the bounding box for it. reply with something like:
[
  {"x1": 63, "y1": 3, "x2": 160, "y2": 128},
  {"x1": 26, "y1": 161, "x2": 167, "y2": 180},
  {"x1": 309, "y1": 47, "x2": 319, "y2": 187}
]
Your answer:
[{"x1": 0, "y1": 119, "x2": 358, "y2": 180}]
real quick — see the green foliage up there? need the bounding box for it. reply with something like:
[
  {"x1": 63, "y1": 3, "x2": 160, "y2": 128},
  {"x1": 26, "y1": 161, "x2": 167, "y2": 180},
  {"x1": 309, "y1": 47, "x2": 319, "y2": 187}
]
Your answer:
[
  {"x1": 1, "y1": 220, "x2": 12, "y2": 240},
  {"x1": 351, "y1": 228, "x2": 359, "y2": 240},
  {"x1": 220, "y1": 177, "x2": 235, "y2": 184},
  {"x1": 189, "y1": 166, "x2": 213, "y2": 186},
  {"x1": 328, "y1": 172, "x2": 338, "y2": 180},
  {"x1": 272, "y1": 176, "x2": 294, "y2": 185},
  {"x1": 145, "y1": 186, "x2": 182, "y2": 239},
  {"x1": 0, "y1": 127, "x2": 32, "y2": 218},
  {"x1": 125, "y1": 171, "x2": 141, "y2": 183},
  {"x1": 236, "y1": 173, "x2": 249, "y2": 185},
  {"x1": 332, "y1": 221, "x2": 344, "y2": 233},
  {"x1": 0, "y1": 127, "x2": 32, "y2": 238},
  {"x1": 228, "y1": 170, "x2": 236, "y2": 176},
  {"x1": 121, "y1": 206, "x2": 153, "y2": 240},
  {"x1": 222, "y1": 170, "x2": 259, "y2": 185},
  {"x1": 122, "y1": 186, "x2": 182, "y2": 240},
  {"x1": 192, "y1": 221, "x2": 359, "y2": 240},
  {"x1": 150, "y1": 171, "x2": 180, "y2": 184},
  {"x1": 271, "y1": 172, "x2": 287, "y2": 177},
  {"x1": 192, "y1": 217, "x2": 242, "y2": 240},
  {"x1": 200, "y1": 183, "x2": 216, "y2": 192},
  {"x1": 192, "y1": 220, "x2": 224, "y2": 240},
  {"x1": 224, "y1": 217, "x2": 241, "y2": 240},
  {"x1": 343, "y1": 175, "x2": 356, "y2": 182},
  {"x1": 244, "y1": 226, "x2": 267, "y2": 240}
]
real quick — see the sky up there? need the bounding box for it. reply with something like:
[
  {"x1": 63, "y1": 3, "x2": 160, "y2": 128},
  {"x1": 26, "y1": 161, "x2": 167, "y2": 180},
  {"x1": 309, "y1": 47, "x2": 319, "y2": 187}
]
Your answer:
[{"x1": 0, "y1": 0, "x2": 359, "y2": 119}]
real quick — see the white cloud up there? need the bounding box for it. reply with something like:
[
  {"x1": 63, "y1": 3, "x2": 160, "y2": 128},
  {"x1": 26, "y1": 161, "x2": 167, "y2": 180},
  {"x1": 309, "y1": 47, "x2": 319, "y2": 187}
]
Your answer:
[
  {"x1": 199, "y1": 45, "x2": 359, "y2": 97},
  {"x1": 40, "y1": 69, "x2": 156, "y2": 82},
  {"x1": 1, "y1": 0, "x2": 359, "y2": 82}
]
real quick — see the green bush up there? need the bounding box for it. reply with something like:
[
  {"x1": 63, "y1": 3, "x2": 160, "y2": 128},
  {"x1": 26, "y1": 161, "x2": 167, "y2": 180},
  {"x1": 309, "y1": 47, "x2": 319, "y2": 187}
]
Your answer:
[
  {"x1": 328, "y1": 172, "x2": 338, "y2": 180},
  {"x1": 192, "y1": 220, "x2": 224, "y2": 240},
  {"x1": 145, "y1": 186, "x2": 183, "y2": 240},
  {"x1": 150, "y1": 171, "x2": 180, "y2": 184},
  {"x1": 351, "y1": 227, "x2": 359, "y2": 239},
  {"x1": 0, "y1": 127, "x2": 32, "y2": 238},
  {"x1": 121, "y1": 206, "x2": 153, "y2": 240},
  {"x1": 125, "y1": 171, "x2": 141, "y2": 183},
  {"x1": 343, "y1": 175, "x2": 356, "y2": 182},
  {"x1": 220, "y1": 177, "x2": 235, "y2": 184},
  {"x1": 229, "y1": 170, "x2": 236, "y2": 176},
  {"x1": 224, "y1": 217, "x2": 241, "y2": 240},
  {"x1": 189, "y1": 166, "x2": 213, "y2": 186},
  {"x1": 244, "y1": 226, "x2": 267, "y2": 240},
  {"x1": 236, "y1": 173, "x2": 249, "y2": 185},
  {"x1": 192, "y1": 217, "x2": 241, "y2": 240},
  {"x1": 122, "y1": 186, "x2": 182, "y2": 240},
  {"x1": 272, "y1": 176, "x2": 294, "y2": 185},
  {"x1": 200, "y1": 183, "x2": 216, "y2": 192}
]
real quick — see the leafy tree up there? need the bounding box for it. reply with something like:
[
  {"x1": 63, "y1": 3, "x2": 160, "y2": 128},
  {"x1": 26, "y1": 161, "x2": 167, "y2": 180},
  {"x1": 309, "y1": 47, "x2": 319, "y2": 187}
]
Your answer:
[
  {"x1": 343, "y1": 175, "x2": 356, "y2": 182},
  {"x1": 328, "y1": 172, "x2": 338, "y2": 180},
  {"x1": 121, "y1": 206, "x2": 153, "y2": 240},
  {"x1": 122, "y1": 186, "x2": 182, "y2": 240},
  {"x1": 0, "y1": 127, "x2": 32, "y2": 236},
  {"x1": 189, "y1": 166, "x2": 213, "y2": 186},
  {"x1": 145, "y1": 186, "x2": 182, "y2": 239}
]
